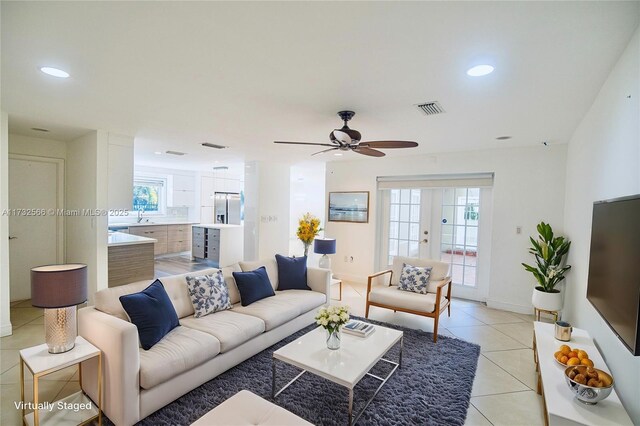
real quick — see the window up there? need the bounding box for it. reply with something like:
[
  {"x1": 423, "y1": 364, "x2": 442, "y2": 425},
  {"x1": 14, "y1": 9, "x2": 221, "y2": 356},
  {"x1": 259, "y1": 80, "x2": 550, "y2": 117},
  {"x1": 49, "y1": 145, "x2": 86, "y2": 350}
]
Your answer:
[
  {"x1": 387, "y1": 189, "x2": 421, "y2": 265},
  {"x1": 440, "y1": 188, "x2": 480, "y2": 287},
  {"x1": 133, "y1": 178, "x2": 166, "y2": 214}
]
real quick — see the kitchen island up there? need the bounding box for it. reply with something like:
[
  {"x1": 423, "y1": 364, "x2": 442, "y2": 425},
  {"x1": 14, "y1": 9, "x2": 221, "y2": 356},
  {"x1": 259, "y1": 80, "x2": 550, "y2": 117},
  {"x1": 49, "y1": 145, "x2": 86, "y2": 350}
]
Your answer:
[
  {"x1": 192, "y1": 224, "x2": 243, "y2": 267},
  {"x1": 108, "y1": 232, "x2": 156, "y2": 287}
]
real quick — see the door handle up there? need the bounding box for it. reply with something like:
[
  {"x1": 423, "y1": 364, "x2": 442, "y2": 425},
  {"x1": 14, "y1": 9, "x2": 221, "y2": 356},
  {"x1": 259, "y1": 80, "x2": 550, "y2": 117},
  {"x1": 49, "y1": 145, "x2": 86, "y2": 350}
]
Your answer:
[
  {"x1": 423, "y1": 230, "x2": 429, "y2": 235},
  {"x1": 9, "y1": 236, "x2": 17, "y2": 240},
  {"x1": 422, "y1": 239, "x2": 429, "y2": 243}
]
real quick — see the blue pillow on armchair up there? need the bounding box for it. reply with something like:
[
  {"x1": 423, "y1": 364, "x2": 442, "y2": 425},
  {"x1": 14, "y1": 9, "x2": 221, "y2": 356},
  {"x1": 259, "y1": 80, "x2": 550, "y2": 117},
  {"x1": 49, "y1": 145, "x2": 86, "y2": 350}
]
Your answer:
[
  {"x1": 275, "y1": 254, "x2": 310, "y2": 291},
  {"x1": 119, "y1": 280, "x2": 179, "y2": 350},
  {"x1": 232, "y1": 266, "x2": 276, "y2": 306}
]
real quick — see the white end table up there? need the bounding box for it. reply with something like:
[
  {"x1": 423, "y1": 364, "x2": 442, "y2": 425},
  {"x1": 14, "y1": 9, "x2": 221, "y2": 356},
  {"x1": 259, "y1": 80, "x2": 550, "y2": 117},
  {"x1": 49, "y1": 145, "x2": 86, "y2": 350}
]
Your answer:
[
  {"x1": 331, "y1": 278, "x2": 342, "y2": 301},
  {"x1": 19, "y1": 336, "x2": 102, "y2": 426}
]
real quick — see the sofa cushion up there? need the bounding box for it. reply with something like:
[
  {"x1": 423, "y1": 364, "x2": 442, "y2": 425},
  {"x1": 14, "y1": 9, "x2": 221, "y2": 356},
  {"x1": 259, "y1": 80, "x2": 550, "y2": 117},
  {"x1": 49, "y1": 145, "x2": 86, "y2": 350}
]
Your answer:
[
  {"x1": 95, "y1": 267, "x2": 222, "y2": 321},
  {"x1": 233, "y1": 267, "x2": 276, "y2": 306},
  {"x1": 119, "y1": 280, "x2": 180, "y2": 350},
  {"x1": 239, "y1": 259, "x2": 279, "y2": 290},
  {"x1": 139, "y1": 326, "x2": 220, "y2": 389},
  {"x1": 222, "y1": 264, "x2": 243, "y2": 305},
  {"x1": 272, "y1": 290, "x2": 326, "y2": 314},
  {"x1": 391, "y1": 257, "x2": 449, "y2": 285},
  {"x1": 180, "y1": 310, "x2": 265, "y2": 353},
  {"x1": 368, "y1": 285, "x2": 448, "y2": 314},
  {"x1": 398, "y1": 264, "x2": 433, "y2": 294},
  {"x1": 232, "y1": 293, "x2": 302, "y2": 331},
  {"x1": 275, "y1": 254, "x2": 310, "y2": 291},
  {"x1": 186, "y1": 271, "x2": 232, "y2": 318}
]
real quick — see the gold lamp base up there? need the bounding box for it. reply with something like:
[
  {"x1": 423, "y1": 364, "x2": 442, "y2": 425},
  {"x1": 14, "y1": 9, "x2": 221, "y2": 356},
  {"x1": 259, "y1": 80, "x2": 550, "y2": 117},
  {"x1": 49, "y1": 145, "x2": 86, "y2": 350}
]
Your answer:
[{"x1": 44, "y1": 307, "x2": 77, "y2": 354}]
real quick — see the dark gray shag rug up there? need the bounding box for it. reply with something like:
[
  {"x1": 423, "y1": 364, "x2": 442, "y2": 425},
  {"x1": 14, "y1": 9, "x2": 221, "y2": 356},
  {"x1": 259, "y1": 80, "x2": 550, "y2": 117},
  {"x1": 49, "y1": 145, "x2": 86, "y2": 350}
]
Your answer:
[{"x1": 107, "y1": 317, "x2": 480, "y2": 426}]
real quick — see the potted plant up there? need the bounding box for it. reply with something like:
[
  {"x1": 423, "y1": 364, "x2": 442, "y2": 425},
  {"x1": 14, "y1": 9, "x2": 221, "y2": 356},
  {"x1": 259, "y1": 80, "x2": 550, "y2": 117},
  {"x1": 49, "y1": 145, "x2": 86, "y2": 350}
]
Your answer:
[{"x1": 522, "y1": 222, "x2": 572, "y2": 312}]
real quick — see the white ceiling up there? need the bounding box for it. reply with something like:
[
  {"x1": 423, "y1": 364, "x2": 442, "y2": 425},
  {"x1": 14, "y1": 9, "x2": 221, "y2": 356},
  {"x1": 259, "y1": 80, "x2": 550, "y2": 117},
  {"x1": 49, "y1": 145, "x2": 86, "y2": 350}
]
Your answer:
[{"x1": 2, "y1": 2, "x2": 638, "y2": 171}]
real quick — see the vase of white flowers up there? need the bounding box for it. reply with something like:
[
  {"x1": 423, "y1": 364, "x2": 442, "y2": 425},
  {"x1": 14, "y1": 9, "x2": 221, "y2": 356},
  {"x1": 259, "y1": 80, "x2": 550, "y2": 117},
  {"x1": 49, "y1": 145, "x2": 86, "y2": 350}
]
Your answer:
[{"x1": 315, "y1": 305, "x2": 350, "y2": 350}]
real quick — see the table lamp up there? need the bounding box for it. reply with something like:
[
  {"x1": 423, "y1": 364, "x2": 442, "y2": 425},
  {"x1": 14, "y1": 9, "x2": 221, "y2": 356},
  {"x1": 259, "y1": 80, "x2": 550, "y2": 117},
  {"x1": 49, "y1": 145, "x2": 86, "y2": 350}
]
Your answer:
[
  {"x1": 314, "y1": 238, "x2": 336, "y2": 270},
  {"x1": 31, "y1": 264, "x2": 87, "y2": 354}
]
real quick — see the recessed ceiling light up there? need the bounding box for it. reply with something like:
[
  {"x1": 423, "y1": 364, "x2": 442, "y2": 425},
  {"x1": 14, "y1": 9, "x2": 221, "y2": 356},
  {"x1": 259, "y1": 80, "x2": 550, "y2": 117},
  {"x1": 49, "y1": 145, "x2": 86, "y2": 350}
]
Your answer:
[
  {"x1": 31, "y1": 127, "x2": 50, "y2": 133},
  {"x1": 154, "y1": 151, "x2": 162, "y2": 155},
  {"x1": 496, "y1": 136, "x2": 512, "y2": 140},
  {"x1": 40, "y1": 67, "x2": 70, "y2": 78},
  {"x1": 466, "y1": 65, "x2": 494, "y2": 77},
  {"x1": 334, "y1": 153, "x2": 343, "y2": 156}
]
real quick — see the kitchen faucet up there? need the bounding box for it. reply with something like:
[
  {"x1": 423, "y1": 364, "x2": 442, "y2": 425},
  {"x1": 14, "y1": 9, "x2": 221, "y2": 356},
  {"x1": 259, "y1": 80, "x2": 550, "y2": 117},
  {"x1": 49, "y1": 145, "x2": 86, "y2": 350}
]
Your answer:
[{"x1": 137, "y1": 208, "x2": 145, "y2": 223}]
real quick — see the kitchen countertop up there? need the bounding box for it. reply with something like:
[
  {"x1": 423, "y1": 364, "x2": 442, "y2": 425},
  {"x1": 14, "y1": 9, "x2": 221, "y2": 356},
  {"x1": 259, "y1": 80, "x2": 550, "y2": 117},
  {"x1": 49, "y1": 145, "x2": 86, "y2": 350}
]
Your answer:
[
  {"x1": 108, "y1": 221, "x2": 198, "y2": 228},
  {"x1": 108, "y1": 231, "x2": 157, "y2": 246},
  {"x1": 193, "y1": 224, "x2": 243, "y2": 229}
]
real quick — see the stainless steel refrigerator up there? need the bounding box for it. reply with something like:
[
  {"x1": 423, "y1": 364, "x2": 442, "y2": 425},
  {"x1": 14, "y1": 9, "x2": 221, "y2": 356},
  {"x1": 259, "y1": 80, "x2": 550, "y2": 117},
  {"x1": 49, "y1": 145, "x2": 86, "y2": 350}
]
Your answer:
[{"x1": 214, "y1": 192, "x2": 241, "y2": 224}]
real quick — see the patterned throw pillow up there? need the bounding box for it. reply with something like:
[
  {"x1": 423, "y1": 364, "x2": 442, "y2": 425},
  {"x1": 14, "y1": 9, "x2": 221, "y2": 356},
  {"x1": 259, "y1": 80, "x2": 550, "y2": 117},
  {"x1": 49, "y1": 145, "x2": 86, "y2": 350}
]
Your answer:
[
  {"x1": 398, "y1": 263, "x2": 433, "y2": 294},
  {"x1": 186, "y1": 271, "x2": 232, "y2": 318}
]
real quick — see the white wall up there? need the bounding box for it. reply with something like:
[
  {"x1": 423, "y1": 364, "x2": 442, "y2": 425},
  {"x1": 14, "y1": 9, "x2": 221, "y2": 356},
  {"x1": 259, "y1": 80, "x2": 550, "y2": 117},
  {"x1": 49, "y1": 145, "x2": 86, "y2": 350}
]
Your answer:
[
  {"x1": 8, "y1": 133, "x2": 67, "y2": 159},
  {"x1": 0, "y1": 111, "x2": 11, "y2": 336},
  {"x1": 66, "y1": 130, "x2": 109, "y2": 304},
  {"x1": 289, "y1": 162, "x2": 326, "y2": 265},
  {"x1": 243, "y1": 161, "x2": 290, "y2": 261},
  {"x1": 563, "y1": 27, "x2": 640, "y2": 423},
  {"x1": 325, "y1": 144, "x2": 567, "y2": 313}
]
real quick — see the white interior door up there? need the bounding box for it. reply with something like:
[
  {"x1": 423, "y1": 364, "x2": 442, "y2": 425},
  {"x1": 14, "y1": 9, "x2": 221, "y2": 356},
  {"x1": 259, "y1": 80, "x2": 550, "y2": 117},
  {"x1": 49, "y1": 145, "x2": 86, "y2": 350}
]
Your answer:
[{"x1": 8, "y1": 156, "x2": 64, "y2": 302}]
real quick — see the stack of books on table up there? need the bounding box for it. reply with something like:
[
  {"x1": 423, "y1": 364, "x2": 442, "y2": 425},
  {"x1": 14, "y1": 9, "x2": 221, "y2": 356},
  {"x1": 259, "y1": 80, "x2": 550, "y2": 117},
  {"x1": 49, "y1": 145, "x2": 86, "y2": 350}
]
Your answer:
[{"x1": 343, "y1": 320, "x2": 375, "y2": 337}]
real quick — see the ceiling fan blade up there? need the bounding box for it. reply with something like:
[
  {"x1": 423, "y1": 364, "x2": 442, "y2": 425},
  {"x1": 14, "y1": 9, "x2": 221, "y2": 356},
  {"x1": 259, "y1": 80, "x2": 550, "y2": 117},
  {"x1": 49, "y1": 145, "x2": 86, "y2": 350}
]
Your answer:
[
  {"x1": 311, "y1": 147, "x2": 339, "y2": 156},
  {"x1": 354, "y1": 146, "x2": 385, "y2": 157},
  {"x1": 274, "y1": 141, "x2": 337, "y2": 147},
  {"x1": 332, "y1": 130, "x2": 352, "y2": 145},
  {"x1": 358, "y1": 141, "x2": 419, "y2": 148}
]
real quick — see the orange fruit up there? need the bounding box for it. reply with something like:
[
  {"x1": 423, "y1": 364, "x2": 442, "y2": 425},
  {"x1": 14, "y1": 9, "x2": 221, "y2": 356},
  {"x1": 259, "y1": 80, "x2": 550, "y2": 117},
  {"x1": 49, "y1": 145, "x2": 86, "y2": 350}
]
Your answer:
[
  {"x1": 581, "y1": 358, "x2": 594, "y2": 367},
  {"x1": 567, "y1": 351, "x2": 578, "y2": 359},
  {"x1": 560, "y1": 355, "x2": 569, "y2": 364},
  {"x1": 577, "y1": 350, "x2": 589, "y2": 360},
  {"x1": 567, "y1": 357, "x2": 581, "y2": 366},
  {"x1": 554, "y1": 351, "x2": 562, "y2": 359},
  {"x1": 559, "y1": 345, "x2": 571, "y2": 355}
]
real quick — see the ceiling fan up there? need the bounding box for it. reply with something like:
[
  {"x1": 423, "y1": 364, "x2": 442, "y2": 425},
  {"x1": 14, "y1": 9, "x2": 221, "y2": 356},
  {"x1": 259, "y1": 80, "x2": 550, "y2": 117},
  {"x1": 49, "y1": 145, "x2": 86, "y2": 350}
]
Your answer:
[{"x1": 274, "y1": 110, "x2": 418, "y2": 157}]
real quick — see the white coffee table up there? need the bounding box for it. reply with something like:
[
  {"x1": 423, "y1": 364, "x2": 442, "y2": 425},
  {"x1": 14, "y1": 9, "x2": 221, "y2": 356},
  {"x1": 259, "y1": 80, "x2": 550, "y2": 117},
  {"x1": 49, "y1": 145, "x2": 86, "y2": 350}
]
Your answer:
[{"x1": 272, "y1": 324, "x2": 403, "y2": 426}]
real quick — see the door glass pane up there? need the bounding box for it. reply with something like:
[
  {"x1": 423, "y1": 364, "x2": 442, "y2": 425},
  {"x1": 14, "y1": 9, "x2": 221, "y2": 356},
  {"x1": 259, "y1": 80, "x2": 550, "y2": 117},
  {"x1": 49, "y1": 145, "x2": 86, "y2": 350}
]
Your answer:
[
  {"x1": 464, "y1": 251, "x2": 477, "y2": 266},
  {"x1": 400, "y1": 189, "x2": 411, "y2": 204},
  {"x1": 410, "y1": 205, "x2": 420, "y2": 222},
  {"x1": 455, "y1": 188, "x2": 467, "y2": 204},
  {"x1": 441, "y1": 224, "x2": 454, "y2": 245},
  {"x1": 398, "y1": 240, "x2": 409, "y2": 257},
  {"x1": 399, "y1": 222, "x2": 409, "y2": 240},
  {"x1": 465, "y1": 226, "x2": 478, "y2": 246},
  {"x1": 399, "y1": 204, "x2": 410, "y2": 222},
  {"x1": 440, "y1": 244, "x2": 453, "y2": 263},
  {"x1": 468, "y1": 188, "x2": 480, "y2": 198},
  {"x1": 443, "y1": 188, "x2": 455, "y2": 205},
  {"x1": 410, "y1": 190, "x2": 421, "y2": 204},
  {"x1": 389, "y1": 239, "x2": 398, "y2": 255},
  {"x1": 451, "y1": 264, "x2": 463, "y2": 284},
  {"x1": 390, "y1": 204, "x2": 399, "y2": 221},
  {"x1": 441, "y1": 206, "x2": 454, "y2": 225},
  {"x1": 390, "y1": 189, "x2": 400, "y2": 204},
  {"x1": 409, "y1": 223, "x2": 420, "y2": 240},
  {"x1": 454, "y1": 226, "x2": 466, "y2": 249},
  {"x1": 464, "y1": 266, "x2": 476, "y2": 286},
  {"x1": 389, "y1": 221, "x2": 399, "y2": 239}
]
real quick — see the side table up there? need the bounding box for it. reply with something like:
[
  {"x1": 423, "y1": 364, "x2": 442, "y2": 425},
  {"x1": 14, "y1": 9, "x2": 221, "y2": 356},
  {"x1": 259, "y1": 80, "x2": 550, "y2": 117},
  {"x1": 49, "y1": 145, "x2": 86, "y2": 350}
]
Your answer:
[
  {"x1": 19, "y1": 336, "x2": 102, "y2": 426},
  {"x1": 331, "y1": 278, "x2": 342, "y2": 301}
]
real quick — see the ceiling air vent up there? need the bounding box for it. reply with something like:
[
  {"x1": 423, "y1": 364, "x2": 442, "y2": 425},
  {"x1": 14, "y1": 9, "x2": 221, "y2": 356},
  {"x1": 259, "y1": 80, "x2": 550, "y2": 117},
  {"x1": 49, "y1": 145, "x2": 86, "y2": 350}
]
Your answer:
[
  {"x1": 416, "y1": 101, "x2": 445, "y2": 116},
  {"x1": 213, "y1": 166, "x2": 229, "y2": 171},
  {"x1": 166, "y1": 150, "x2": 186, "y2": 156},
  {"x1": 202, "y1": 143, "x2": 228, "y2": 149}
]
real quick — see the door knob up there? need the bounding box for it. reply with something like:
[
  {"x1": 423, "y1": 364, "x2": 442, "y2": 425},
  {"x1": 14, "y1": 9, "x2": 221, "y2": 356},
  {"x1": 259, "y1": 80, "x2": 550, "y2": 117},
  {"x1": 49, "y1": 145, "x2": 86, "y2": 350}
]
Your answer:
[
  {"x1": 422, "y1": 239, "x2": 429, "y2": 243},
  {"x1": 423, "y1": 230, "x2": 429, "y2": 235},
  {"x1": 9, "y1": 236, "x2": 17, "y2": 240}
]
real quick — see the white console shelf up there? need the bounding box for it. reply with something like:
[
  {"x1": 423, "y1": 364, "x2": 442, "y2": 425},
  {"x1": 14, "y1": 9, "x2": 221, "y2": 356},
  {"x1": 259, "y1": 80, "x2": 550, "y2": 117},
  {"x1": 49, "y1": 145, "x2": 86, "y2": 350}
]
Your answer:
[{"x1": 533, "y1": 322, "x2": 632, "y2": 426}]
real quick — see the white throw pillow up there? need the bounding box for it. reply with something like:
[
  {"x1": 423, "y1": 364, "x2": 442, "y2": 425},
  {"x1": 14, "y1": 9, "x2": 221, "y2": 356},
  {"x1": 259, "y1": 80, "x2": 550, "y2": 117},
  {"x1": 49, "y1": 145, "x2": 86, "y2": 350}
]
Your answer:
[
  {"x1": 186, "y1": 271, "x2": 232, "y2": 318},
  {"x1": 398, "y1": 263, "x2": 433, "y2": 294}
]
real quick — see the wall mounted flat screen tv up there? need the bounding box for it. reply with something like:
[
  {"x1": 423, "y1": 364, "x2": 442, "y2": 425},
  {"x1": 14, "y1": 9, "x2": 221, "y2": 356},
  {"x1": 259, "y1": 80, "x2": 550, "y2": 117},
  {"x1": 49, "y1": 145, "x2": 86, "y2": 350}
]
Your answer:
[{"x1": 587, "y1": 194, "x2": 640, "y2": 356}]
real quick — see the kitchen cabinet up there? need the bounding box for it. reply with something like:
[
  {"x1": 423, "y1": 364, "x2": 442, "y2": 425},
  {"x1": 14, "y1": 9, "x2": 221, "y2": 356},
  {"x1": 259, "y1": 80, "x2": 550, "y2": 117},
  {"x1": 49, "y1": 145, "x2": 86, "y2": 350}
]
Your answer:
[
  {"x1": 171, "y1": 189, "x2": 195, "y2": 207},
  {"x1": 167, "y1": 224, "x2": 191, "y2": 253},
  {"x1": 173, "y1": 174, "x2": 195, "y2": 191},
  {"x1": 128, "y1": 225, "x2": 167, "y2": 255},
  {"x1": 191, "y1": 225, "x2": 243, "y2": 268},
  {"x1": 128, "y1": 223, "x2": 193, "y2": 256},
  {"x1": 201, "y1": 177, "x2": 215, "y2": 207},
  {"x1": 107, "y1": 134, "x2": 134, "y2": 210}
]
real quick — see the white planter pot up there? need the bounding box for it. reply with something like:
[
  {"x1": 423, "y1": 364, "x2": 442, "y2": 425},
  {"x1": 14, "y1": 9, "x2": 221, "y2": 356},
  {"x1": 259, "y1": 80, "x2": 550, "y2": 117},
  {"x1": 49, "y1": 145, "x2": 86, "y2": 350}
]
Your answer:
[{"x1": 532, "y1": 287, "x2": 563, "y2": 311}]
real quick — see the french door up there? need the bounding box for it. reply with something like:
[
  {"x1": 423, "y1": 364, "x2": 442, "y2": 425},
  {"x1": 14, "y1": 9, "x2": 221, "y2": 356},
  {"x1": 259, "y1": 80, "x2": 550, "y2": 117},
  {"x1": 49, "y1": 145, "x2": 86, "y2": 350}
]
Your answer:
[{"x1": 378, "y1": 186, "x2": 491, "y2": 301}]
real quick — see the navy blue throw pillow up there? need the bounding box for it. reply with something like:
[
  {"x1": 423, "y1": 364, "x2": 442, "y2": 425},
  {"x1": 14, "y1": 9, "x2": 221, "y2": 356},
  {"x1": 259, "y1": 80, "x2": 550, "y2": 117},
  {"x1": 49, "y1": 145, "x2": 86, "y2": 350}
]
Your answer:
[
  {"x1": 119, "y1": 280, "x2": 179, "y2": 350},
  {"x1": 232, "y1": 266, "x2": 276, "y2": 306},
  {"x1": 275, "y1": 254, "x2": 310, "y2": 291}
]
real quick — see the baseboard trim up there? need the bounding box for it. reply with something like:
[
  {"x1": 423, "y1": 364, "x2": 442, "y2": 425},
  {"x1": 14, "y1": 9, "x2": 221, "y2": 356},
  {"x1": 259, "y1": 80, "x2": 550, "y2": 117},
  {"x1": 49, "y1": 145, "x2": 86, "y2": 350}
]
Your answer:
[
  {"x1": 332, "y1": 272, "x2": 366, "y2": 284},
  {"x1": 1, "y1": 322, "x2": 13, "y2": 337},
  {"x1": 486, "y1": 298, "x2": 533, "y2": 315}
]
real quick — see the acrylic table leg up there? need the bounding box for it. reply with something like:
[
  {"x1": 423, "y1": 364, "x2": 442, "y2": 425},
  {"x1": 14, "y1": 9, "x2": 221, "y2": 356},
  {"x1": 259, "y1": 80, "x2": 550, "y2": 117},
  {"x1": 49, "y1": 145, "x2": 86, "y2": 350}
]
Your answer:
[{"x1": 348, "y1": 388, "x2": 354, "y2": 426}]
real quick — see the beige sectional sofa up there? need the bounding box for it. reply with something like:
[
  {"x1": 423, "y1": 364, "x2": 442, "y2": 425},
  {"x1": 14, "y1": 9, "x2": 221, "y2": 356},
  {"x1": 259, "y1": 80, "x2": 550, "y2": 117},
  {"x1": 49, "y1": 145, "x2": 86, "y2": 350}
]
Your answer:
[{"x1": 78, "y1": 259, "x2": 331, "y2": 426}]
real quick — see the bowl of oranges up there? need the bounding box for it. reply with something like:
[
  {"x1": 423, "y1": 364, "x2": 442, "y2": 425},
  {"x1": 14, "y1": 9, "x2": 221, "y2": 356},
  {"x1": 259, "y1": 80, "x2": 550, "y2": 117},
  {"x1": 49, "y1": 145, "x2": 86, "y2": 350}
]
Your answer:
[{"x1": 554, "y1": 344, "x2": 594, "y2": 367}]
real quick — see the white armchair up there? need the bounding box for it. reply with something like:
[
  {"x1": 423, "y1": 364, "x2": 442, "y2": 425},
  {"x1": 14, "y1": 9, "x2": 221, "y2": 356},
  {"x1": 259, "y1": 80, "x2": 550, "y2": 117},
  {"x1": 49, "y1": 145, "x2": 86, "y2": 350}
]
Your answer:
[{"x1": 365, "y1": 256, "x2": 452, "y2": 342}]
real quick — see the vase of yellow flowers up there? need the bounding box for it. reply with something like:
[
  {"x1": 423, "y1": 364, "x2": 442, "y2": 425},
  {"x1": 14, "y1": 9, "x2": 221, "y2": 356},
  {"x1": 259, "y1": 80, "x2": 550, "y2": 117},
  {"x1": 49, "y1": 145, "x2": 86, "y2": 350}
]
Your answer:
[{"x1": 297, "y1": 213, "x2": 322, "y2": 256}]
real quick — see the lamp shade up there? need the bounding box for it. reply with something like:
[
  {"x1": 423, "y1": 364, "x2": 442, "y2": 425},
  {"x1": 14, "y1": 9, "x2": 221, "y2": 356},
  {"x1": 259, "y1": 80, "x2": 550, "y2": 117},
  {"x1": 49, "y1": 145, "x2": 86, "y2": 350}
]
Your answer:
[
  {"x1": 31, "y1": 264, "x2": 87, "y2": 308},
  {"x1": 314, "y1": 238, "x2": 336, "y2": 255}
]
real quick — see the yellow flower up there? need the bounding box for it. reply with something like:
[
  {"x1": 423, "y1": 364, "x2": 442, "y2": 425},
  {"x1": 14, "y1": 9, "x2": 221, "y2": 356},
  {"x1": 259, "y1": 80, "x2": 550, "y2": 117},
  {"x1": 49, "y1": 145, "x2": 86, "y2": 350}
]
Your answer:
[{"x1": 297, "y1": 212, "x2": 323, "y2": 245}]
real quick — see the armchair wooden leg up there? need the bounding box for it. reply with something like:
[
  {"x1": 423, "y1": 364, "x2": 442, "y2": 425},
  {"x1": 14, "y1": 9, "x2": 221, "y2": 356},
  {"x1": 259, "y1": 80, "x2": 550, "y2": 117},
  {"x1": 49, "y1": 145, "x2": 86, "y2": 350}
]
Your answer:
[
  {"x1": 433, "y1": 315, "x2": 439, "y2": 343},
  {"x1": 448, "y1": 303, "x2": 451, "y2": 317},
  {"x1": 365, "y1": 301, "x2": 370, "y2": 318}
]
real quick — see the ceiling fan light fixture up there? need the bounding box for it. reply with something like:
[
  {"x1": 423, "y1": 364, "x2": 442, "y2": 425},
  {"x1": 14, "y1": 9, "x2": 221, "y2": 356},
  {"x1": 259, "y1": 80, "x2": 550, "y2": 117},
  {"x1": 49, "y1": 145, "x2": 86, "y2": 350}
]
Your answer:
[
  {"x1": 40, "y1": 66, "x2": 70, "y2": 78},
  {"x1": 334, "y1": 153, "x2": 343, "y2": 156}
]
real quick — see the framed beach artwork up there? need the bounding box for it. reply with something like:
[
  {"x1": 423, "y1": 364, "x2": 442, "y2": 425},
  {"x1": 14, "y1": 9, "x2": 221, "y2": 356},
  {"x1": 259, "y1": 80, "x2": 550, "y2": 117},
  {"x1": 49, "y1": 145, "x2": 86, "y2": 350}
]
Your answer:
[{"x1": 328, "y1": 191, "x2": 370, "y2": 223}]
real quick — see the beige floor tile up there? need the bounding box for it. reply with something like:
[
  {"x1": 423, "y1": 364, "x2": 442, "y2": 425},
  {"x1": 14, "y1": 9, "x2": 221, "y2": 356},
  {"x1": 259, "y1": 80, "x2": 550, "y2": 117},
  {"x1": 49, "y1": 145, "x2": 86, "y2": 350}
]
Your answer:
[
  {"x1": 471, "y1": 355, "x2": 529, "y2": 397},
  {"x1": 0, "y1": 325, "x2": 45, "y2": 350},
  {"x1": 1, "y1": 349, "x2": 20, "y2": 374},
  {"x1": 447, "y1": 325, "x2": 527, "y2": 352},
  {"x1": 14, "y1": 300, "x2": 34, "y2": 308},
  {"x1": 471, "y1": 390, "x2": 544, "y2": 426},
  {"x1": 491, "y1": 322, "x2": 534, "y2": 348},
  {"x1": 483, "y1": 349, "x2": 537, "y2": 390},
  {"x1": 1, "y1": 363, "x2": 78, "y2": 385},
  {"x1": 438, "y1": 308, "x2": 485, "y2": 328},
  {"x1": 55, "y1": 379, "x2": 81, "y2": 401},
  {"x1": 25, "y1": 316, "x2": 45, "y2": 326},
  {"x1": 10, "y1": 307, "x2": 44, "y2": 329},
  {"x1": 464, "y1": 403, "x2": 493, "y2": 426},
  {"x1": 451, "y1": 298, "x2": 484, "y2": 309},
  {"x1": 463, "y1": 306, "x2": 525, "y2": 325}
]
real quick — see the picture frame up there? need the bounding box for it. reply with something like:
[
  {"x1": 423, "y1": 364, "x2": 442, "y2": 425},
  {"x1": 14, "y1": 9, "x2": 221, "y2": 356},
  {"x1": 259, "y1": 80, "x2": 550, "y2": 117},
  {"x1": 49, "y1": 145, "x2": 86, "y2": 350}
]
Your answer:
[{"x1": 328, "y1": 191, "x2": 370, "y2": 223}]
